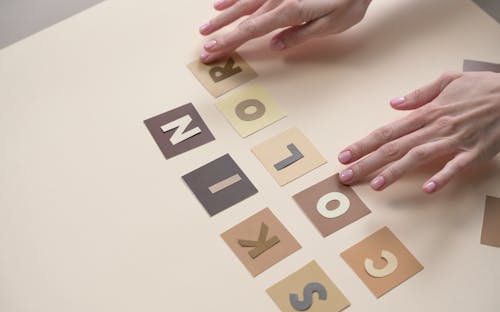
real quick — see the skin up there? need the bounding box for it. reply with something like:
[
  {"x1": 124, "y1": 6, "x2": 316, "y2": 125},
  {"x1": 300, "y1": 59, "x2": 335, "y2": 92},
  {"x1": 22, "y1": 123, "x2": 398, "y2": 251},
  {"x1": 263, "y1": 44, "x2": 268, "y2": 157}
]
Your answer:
[
  {"x1": 339, "y1": 72, "x2": 500, "y2": 194},
  {"x1": 199, "y1": 0, "x2": 372, "y2": 63},
  {"x1": 199, "y1": 0, "x2": 500, "y2": 194}
]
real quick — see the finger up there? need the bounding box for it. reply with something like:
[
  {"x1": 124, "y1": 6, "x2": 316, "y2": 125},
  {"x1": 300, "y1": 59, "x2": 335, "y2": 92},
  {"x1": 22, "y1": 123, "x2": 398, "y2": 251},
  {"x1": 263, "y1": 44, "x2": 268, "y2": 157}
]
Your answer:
[
  {"x1": 270, "y1": 18, "x2": 328, "y2": 50},
  {"x1": 211, "y1": 9, "x2": 298, "y2": 55},
  {"x1": 338, "y1": 113, "x2": 426, "y2": 165},
  {"x1": 390, "y1": 71, "x2": 462, "y2": 110},
  {"x1": 214, "y1": 0, "x2": 238, "y2": 11},
  {"x1": 199, "y1": 0, "x2": 265, "y2": 35},
  {"x1": 339, "y1": 125, "x2": 436, "y2": 184},
  {"x1": 422, "y1": 151, "x2": 477, "y2": 194},
  {"x1": 369, "y1": 140, "x2": 457, "y2": 191}
]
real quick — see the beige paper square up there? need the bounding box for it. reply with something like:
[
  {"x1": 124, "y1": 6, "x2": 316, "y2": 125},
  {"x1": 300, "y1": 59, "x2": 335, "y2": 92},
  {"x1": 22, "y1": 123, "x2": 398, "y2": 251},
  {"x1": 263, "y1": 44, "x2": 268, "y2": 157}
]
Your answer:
[
  {"x1": 216, "y1": 84, "x2": 286, "y2": 137},
  {"x1": 252, "y1": 128, "x2": 327, "y2": 186},
  {"x1": 267, "y1": 261, "x2": 350, "y2": 312},
  {"x1": 341, "y1": 227, "x2": 423, "y2": 298},
  {"x1": 221, "y1": 208, "x2": 301, "y2": 277},
  {"x1": 187, "y1": 53, "x2": 257, "y2": 97}
]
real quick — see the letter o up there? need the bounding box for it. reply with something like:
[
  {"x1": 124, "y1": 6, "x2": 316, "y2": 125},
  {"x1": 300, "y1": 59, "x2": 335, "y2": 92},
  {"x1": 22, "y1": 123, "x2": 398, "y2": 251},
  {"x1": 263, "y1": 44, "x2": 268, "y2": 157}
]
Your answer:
[
  {"x1": 235, "y1": 99, "x2": 266, "y2": 121},
  {"x1": 316, "y1": 192, "x2": 350, "y2": 219}
]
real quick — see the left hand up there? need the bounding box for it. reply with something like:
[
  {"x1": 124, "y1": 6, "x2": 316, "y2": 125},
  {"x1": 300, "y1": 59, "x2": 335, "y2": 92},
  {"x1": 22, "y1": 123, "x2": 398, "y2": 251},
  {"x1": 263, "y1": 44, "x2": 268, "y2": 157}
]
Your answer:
[{"x1": 338, "y1": 71, "x2": 500, "y2": 194}]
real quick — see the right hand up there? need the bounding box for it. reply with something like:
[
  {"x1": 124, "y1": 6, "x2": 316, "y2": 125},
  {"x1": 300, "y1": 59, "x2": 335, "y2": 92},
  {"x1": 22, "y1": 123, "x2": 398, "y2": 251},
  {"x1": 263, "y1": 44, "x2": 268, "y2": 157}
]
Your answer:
[{"x1": 199, "y1": 0, "x2": 373, "y2": 63}]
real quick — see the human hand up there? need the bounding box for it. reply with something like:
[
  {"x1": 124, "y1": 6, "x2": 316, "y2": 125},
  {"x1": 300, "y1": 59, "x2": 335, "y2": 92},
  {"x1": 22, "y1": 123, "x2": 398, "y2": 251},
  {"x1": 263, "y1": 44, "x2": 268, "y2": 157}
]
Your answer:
[
  {"x1": 199, "y1": 0, "x2": 372, "y2": 63},
  {"x1": 338, "y1": 71, "x2": 500, "y2": 194}
]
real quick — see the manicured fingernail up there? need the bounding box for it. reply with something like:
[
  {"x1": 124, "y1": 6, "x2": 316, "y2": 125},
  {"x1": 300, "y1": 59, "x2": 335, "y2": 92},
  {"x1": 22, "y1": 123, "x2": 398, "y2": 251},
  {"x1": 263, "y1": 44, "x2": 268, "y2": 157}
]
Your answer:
[
  {"x1": 371, "y1": 176, "x2": 385, "y2": 190},
  {"x1": 423, "y1": 181, "x2": 437, "y2": 193},
  {"x1": 214, "y1": 0, "x2": 225, "y2": 7},
  {"x1": 271, "y1": 38, "x2": 286, "y2": 50},
  {"x1": 200, "y1": 51, "x2": 211, "y2": 62},
  {"x1": 338, "y1": 150, "x2": 352, "y2": 164},
  {"x1": 390, "y1": 97, "x2": 405, "y2": 106},
  {"x1": 204, "y1": 39, "x2": 218, "y2": 51},
  {"x1": 199, "y1": 22, "x2": 211, "y2": 34},
  {"x1": 340, "y1": 169, "x2": 354, "y2": 182}
]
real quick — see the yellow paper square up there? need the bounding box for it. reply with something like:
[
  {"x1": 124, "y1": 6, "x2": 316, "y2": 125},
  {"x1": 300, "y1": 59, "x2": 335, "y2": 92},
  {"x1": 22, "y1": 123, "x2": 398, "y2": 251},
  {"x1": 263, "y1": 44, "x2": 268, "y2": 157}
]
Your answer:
[
  {"x1": 267, "y1": 261, "x2": 350, "y2": 312},
  {"x1": 187, "y1": 53, "x2": 257, "y2": 98},
  {"x1": 216, "y1": 84, "x2": 287, "y2": 138},
  {"x1": 252, "y1": 128, "x2": 327, "y2": 186}
]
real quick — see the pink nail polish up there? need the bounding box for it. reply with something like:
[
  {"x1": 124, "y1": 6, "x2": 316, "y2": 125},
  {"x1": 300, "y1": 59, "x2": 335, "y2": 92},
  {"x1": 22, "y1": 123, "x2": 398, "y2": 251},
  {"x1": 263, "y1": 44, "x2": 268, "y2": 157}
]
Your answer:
[
  {"x1": 204, "y1": 40, "x2": 217, "y2": 51},
  {"x1": 371, "y1": 176, "x2": 385, "y2": 190},
  {"x1": 214, "y1": 0, "x2": 225, "y2": 7},
  {"x1": 423, "y1": 181, "x2": 437, "y2": 193},
  {"x1": 340, "y1": 169, "x2": 354, "y2": 182},
  {"x1": 390, "y1": 97, "x2": 405, "y2": 106},
  {"x1": 271, "y1": 38, "x2": 286, "y2": 50},
  {"x1": 200, "y1": 51, "x2": 210, "y2": 61},
  {"x1": 338, "y1": 150, "x2": 352, "y2": 164},
  {"x1": 199, "y1": 22, "x2": 211, "y2": 34}
]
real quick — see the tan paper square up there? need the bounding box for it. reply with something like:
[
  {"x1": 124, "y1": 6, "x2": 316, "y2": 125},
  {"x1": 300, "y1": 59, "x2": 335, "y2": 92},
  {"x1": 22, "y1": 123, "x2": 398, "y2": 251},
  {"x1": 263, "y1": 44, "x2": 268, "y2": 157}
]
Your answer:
[
  {"x1": 267, "y1": 261, "x2": 350, "y2": 312},
  {"x1": 221, "y1": 208, "x2": 301, "y2": 277},
  {"x1": 252, "y1": 128, "x2": 327, "y2": 186},
  {"x1": 216, "y1": 84, "x2": 286, "y2": 137},
  {"x1": 340, "y1": 227, "x2": 423, "y2": 298},
  {"x1": 187, "y1": 53, "x2": 257, "y2": 97},
  {"x1": 481, "y1": 196, "x2": 500, "y2": 247}
]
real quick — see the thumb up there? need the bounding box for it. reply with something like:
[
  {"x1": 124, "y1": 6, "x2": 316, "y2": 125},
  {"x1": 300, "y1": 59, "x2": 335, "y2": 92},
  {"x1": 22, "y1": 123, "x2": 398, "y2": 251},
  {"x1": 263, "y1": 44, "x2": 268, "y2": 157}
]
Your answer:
[
  {"x1": 391, "y1": 71, "x2": 462, "y2": 110},
  {"x1": 270, "y1": 19, "x2": 326, "y2": 50}
]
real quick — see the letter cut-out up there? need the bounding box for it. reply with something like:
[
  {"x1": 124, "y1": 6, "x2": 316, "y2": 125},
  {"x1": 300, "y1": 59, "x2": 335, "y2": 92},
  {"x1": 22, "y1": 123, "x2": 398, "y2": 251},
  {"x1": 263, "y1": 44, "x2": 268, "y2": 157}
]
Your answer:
[
  {"x1": 161, "y1": 115, "x2": 201, "y2": 145},
  {"x1": 274, "y1": 144, "x2": 304, "y2": 171},
  {"x1": 316, "y1": 192, "x2": 350, "y2": 219},
  {"x1": 364, "y1": 250, "x2": 399, "y2": 278},
  {"x1": 216, "y1": 84, "x2": 286, "y2": 137},
  {"x1": 209, "y1": 57, "x2": 242, "y2": 83},
  {"x1": 182, "y1": 154, "x2": 258, "y2": 217},
  {"x1": 187, "y1": 53, "x2": 257, "y2": 97},
  {"x1": 289, "y1": 282, "x2": 328, "y2": 311},
  {"x1": 221, "y1": 208, "x2": 301, "y2": 277},
  {"x1": 144, "y1": 103, "x2": 215, "y2": 159},
  {"x1": 238, "y1": 222, "x2": 280, "y2": 259},
  {"x1": 252, "y1": 127, "x2": 326, "y2": 186},
  {"x1": 267, "y1": 261, "x2": 350, "y2": 312},
  {"x1": 235, "y1": 99, "x2": 266, "y2": 121}
]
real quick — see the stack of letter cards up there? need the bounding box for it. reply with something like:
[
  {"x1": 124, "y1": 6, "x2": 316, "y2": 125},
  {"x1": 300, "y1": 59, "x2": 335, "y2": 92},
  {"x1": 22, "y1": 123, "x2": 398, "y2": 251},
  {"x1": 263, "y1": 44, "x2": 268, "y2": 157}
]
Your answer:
[{"x1": 142, "y1": 52, "x2": 500, "y2": 310}]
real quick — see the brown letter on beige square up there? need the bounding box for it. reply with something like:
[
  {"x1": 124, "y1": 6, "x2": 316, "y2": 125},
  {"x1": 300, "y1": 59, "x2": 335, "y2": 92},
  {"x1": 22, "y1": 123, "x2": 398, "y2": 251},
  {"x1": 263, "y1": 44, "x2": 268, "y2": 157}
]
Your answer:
[{"x1": 221, "y1": 208, "x2": 301, "y2": 277}]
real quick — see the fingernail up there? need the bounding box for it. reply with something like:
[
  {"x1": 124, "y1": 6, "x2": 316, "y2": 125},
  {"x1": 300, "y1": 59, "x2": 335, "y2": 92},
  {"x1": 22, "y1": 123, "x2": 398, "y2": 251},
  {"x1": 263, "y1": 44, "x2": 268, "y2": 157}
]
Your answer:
[
  {"x1": 214, "y1": 0, "x2": 225, "y2": 7},
  {"x1": 271, "y1": 38, "x2": 286, "y2": 50},
  {"x1": 390, "y1": 97, "x2": 405, "y2": 106},
  {"x1": 340, "y1": 169, "x2": 354, "y2": 182},
  {"x1": 199, "y1": 22, "x2": 211, "y2": 34},
  {"x1": 423, "y1": 181, "x2": 437, "y2": 193},
  {"x1": 338, "y1": 150, "x2": 352, "y2": 164},
  {"x1": 200, "y1": 51, "x2": 211, "y2": 62},
  {"x1": 371, "y1": 176, "x2": 385, "y2": 190},
  {"x1": 204, "y1": 39, "x2": 218, "y2": 51}
]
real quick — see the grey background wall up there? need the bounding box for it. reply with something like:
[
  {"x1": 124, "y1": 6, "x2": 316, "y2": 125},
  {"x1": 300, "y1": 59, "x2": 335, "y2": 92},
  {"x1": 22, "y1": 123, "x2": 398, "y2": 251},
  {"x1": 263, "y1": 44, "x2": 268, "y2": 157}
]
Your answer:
[{"x1": 0, "y1": 0, "x2": 106, "y2": 49}]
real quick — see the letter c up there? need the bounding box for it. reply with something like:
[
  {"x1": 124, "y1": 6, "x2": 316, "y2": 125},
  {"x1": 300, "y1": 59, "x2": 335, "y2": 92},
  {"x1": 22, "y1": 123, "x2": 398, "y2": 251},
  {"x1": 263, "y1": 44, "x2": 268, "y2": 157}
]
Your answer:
[{"x1": 364, "y1": 250, "x2": 399, "y2": 278}]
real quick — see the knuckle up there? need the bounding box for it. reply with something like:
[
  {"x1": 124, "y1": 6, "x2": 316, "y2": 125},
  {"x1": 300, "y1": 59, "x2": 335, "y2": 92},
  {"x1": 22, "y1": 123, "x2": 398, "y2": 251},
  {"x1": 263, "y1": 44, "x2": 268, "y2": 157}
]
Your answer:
[
  {"x1": 352, "y1": 161, "x2": 366, "y2": 176},
  {"x1": 434, "y1": 116, "x2": 456, "y2": 134},
  {"x1": 409, "y1": 146, "x2": 429, "y2": 161},
  {"x1": 383, "y1": 167, "x2": 400, "y2": 181},
  {"x1": 380, "y1": 142, "x2": 400, "y2": 159},
  {"x1": 373, "y1": 125, "x2": 394, "y2": 142},
  {"x1": 280, "y1": 0, "x2": 303, "y2": 23},
  {"x1": 440, "y1": 71, "x2": 460, "y2": 82},
  {"x1": 238, "y1": 20, "x2": 258, "y2": 36},
  {"x1": 410, "y1": 88, "x2": 423, "y2": 103}
]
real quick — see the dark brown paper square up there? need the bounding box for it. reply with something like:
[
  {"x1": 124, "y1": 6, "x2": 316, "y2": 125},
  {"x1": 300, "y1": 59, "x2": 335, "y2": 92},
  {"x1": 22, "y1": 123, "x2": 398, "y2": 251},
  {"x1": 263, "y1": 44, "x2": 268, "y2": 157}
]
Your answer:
[
  {"x1": 144, "y1": 103, "x2": 215, "y2": 159},
  {"x1": 182, "y1": 154, "x2": 257, "y2": 217},
  {"x1": 481, "y1": 196, "x2": 500, "y2": 248}
]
